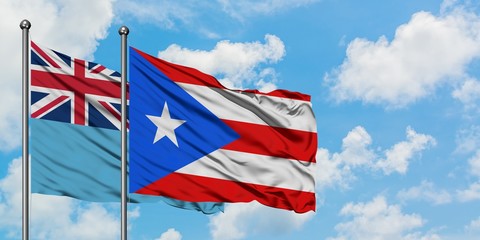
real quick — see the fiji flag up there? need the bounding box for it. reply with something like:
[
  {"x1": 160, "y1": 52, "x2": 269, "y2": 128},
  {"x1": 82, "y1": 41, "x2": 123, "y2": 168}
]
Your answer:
[
  {"x1": 129, "y1": 47, "x2": 317, "y2": 213},
  {"x1": 30, "y1": 41, "x2": 223, "y2": 214}
]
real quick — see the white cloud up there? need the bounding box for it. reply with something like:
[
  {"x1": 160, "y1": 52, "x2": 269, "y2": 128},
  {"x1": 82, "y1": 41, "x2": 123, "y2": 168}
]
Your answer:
[
  {"x1": 375, "y1": 127, "x2": 436, "y2": 175},
  {"x1": 455, "y1": 125, "x2": 480, "y2": 154},
  {"x1": 0, "y1": 158, "x2": 120, "y2": 239},
  {"x1": 316, "y1": 126, "x2": 436, "y2": 190},
  {"x1": 328, "y1": 196, "x2": 430, "y2": 240},
  {"x1": 38, "y1": 202, "x2": 119, "y2": 240},
  {"x1": 397, "y1": 180, "x2": 452, "y2": 205},
  {"x1": 158, "y1": 34, "x2": 285, "y2": 91},
  {"x1": 315, "y1": 148, "x2": 354, "y2": 190},
  {"x1": 326, "y1": 7, "x2": 480, "y2": 108},
  {"x1": 465, "y1": 217, "x2": 480, "y2": 233},
  {"x1": 209, "y1": 202, "x2": 314, "y2": 240},
  {"x1": 115, "y1": 0, "x2": 194, "y2": 29},
  {"x1": 434, "y1": 216, "x2": 480, "y2": 240},
  {"x1": 6, "y1": 0, "x2": 114, "y2": 59},
  {"x1": 128, "y1": 206, "x2": 141, "y2": 219},
  {"x1": 117, "y1": 0, "x2": 318, "y2": 26},
  {"x1": 0, "y1": 158, "x2": 23, "y2": 230},
  {"x1": 116, "y1": 0, "x2": 318, "y2": 38},
  {"x1": 452, "y1": 78, "x2": 480, "y2": 111},
  {"x1": 217, "y1": 0, "x2": 319, "y2": 21},
  {"x1": 440, "y1": 0, "x2": 460, "y2": 13},
  {"x1": 339, "y1": 126, "x2": 376, "y2": 167},
  {"x1": 457, "y1": 182, "x2": 480, "y2": 202},
  {"x1": 315, "y1": 126, "x2": 375, "y2": 190},
  {"x1": 468, "y1": 150, "x2": 480, "y2": 177},
  {"x1": 0, "y1": 0, "x2": 114, "y2": 151},
  {"x1": 456, "y1": 149, "x2": 480, "y2": 202},
  {"x1": 155, "y1": 228, "x2": 182, "y2": 240},
  {"x1": 403, "y1": 232, "x2": 442, "y2": 240}
]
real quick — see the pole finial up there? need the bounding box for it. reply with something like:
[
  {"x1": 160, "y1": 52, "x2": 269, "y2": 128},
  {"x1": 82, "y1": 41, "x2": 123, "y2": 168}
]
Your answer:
[
  {"x1": 119, "y1": 26, "x2": 129, "y2": 36},
  {"x1": 19, "y1": 19, "x2": 31, "y2": 30}
]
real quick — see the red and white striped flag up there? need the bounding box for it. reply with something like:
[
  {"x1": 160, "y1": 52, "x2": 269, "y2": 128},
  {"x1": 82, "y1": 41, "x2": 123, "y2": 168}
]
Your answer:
[{"x1": 129, "y1": 47, "x2": 317, "y2": 213}]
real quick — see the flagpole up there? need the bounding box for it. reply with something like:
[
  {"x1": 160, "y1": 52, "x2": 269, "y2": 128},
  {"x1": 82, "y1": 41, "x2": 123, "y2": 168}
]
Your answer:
[
  {"x1": 119, "y1": 25, "x2": 129, "y2": 240},
  {"x1": 20, "y1": 19, "x2": 31, "y2": 240}
]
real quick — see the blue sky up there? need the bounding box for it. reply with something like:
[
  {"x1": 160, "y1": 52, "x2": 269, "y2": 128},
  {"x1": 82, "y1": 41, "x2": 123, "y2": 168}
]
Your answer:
[{"x1": 1, "y1": 0, "x2": 480, "y2": 239}]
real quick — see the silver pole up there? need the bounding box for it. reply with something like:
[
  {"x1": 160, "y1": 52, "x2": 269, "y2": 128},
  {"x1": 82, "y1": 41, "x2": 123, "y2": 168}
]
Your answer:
[
  {"x1": 20, "y1": 19, "x2": 31, "y2": 240},
  {"x1": 119, "y1": 25, "x2": 129, "y2": 240}
]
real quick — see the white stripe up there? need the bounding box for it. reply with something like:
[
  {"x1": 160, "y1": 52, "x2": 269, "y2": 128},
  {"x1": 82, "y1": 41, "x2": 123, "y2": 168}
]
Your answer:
[
  {"x1": 31, "y1": 63, "x2": 73, "y2": 76},
  {"x1": 178, "y1": 83, "x2": 316, "y2": 132},
  {"x1": 176, "y1": 149, "x2": 315, "y2": 192}
]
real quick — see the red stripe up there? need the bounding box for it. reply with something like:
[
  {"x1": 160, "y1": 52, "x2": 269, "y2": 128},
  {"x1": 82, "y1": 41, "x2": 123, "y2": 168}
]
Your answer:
[
  {"x1": 237, "y1": 89, "x2": 311, "y2": 101},
  {"x1": 74, "y1": 94, "x2": 85, "y2": 125},
  {"x1": 132, "y1": 47, "x2": 311, "y2": 101},
  {"x1": 31, "y1": 70, "x2": 122, "y2": 97},
  {"x1": 90, "y1": 65, "x2": 106, "y2": 74},
  {"x1": 99, "y1": 101, "x2": 130, "y2": 129},
  {"x1": 31, "y1": 95, "x2": 69, "y2": 118},
  {"x1": 221, "y1": 120, "x2": 317, "y2": 162},
  {"x1": 74, "y1": 59, "x2": 86, "y2": 125},
  {"x1": 136, "y1": 172, "x2": 316, "y2": 213},
  {"x1": 31, "y1": 42, "x2": 61, "y2": 68}
]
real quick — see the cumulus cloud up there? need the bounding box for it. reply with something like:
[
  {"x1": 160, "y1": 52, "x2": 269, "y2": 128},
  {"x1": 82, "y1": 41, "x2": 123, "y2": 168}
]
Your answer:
[
  {"x1": 375, "y1": 127, "x2": 436, "y2": 175},
  {"x1": 209, "y1": 202, "x2": 314, "y2": 240},
  {"x1": 326, "y1": 7, "x2": 480, "y2": 108},
  {"x1": 158, "y1": 34, "x2": 285, "y2": 91},
  {"x1": 455, "y1": 125, "x2": 480, "y2": 154},
  {"x1": 115, "y1": 0, "x2": 194, "y2": 29},
  {"x1": 452, "y1": 78, "x2": 480, "y2": 112},
  {"x1": 456, "y1": 150, "x2": 480, "y2": 202},
  {"x1": 2, "y1": 0, "x2": 114, "y2": 59},
  {"x1": 328, "y1": 196, "x2": 437, "y2": 240},
  {"x1": 457, "y1": 182, "x2": 480, "y2": 202},
  {"x1": 339, "y1": 126, "x2": 376, "y2": 167},
  {"x1": 155, "y1": 228, "x2": 182, "y2": 240},
  {"x1": 218, "y1": 0, "x2": 319, "y2": 21},
  {"x1": 315, "y1": 126, "x2": 375, "y2": 190},
  {"x1": 465, "y1": 217, "x2": 480, "y2": 233},
  {"x1": 0, "y1": 0, "x2": 114, "y2": 151},
  {"x1": 315, "y1": 148, "x2": 354, "y2": 190},
  {"x1": 117, "y1": 0, "x2": 318, "y2": 29},
  {"x1": 468, "y1": 150, "x2": 480, "y2": 178},
  {"x1": 397, "y1": 180, "x2": 452, "y2": 205},
  {"x1": 0, "y1": 158, "x2": 120, "y2": 239},
  {"x1": 315, "y1": 126, "x2": 436, "y2": 190}
]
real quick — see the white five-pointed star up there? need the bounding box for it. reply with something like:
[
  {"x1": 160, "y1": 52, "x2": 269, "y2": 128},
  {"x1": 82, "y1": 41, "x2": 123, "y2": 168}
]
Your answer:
[{"x1": 146, "y1": 102, "x2": 186, "y2": 147}]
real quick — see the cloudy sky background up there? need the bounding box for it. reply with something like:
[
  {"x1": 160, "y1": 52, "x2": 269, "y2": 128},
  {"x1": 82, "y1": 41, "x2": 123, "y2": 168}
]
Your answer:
[{"x1": 1, "y1": 0, "x2": 480, "y2": 239}]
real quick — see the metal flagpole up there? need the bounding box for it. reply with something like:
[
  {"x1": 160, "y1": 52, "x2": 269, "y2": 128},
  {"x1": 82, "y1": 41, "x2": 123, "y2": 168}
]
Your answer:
[
  {"x1": 20, "y1": 19, "x2": 31, "y2": 240},
  {"x1": 119, "y1": 25, "x2": 129, "y2": 240}
]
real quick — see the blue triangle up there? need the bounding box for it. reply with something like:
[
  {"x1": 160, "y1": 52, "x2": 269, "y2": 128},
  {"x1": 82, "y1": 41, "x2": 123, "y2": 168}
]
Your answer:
[
  {"x1": 31, "y1": 51, "x2": 49, "y2": 66},
  {"x1": 129, "y1": 49, "x2": 240, "y2": 193}
]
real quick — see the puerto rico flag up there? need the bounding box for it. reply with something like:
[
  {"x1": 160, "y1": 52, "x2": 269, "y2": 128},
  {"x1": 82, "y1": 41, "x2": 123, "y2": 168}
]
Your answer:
[
  {"x1": 129, "y1": 47, "x2": 317, "y2": 213},
  {"x1": 29, "y1": 42, "x2": 223, "y2": 214}
]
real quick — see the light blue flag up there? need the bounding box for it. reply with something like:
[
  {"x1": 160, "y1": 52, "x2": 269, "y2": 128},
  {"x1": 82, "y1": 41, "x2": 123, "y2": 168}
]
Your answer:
[{"x1": 31, "y1": 118, "x2": 223, "y2": 214}]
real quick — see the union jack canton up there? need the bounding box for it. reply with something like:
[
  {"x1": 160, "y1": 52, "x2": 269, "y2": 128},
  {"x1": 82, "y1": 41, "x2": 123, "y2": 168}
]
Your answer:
[{"x1": 30, "y1": 41, "x2": 126, "y2": 130}]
